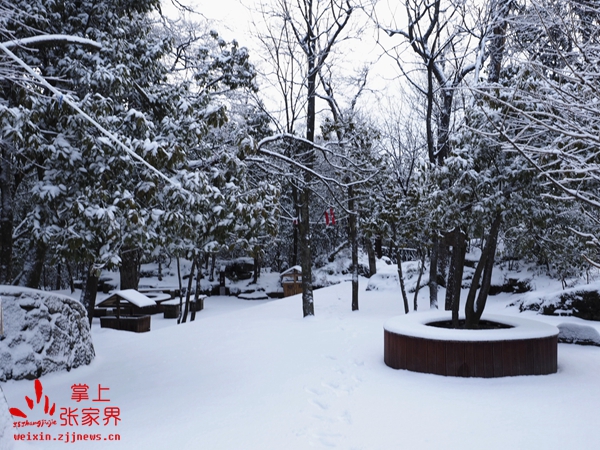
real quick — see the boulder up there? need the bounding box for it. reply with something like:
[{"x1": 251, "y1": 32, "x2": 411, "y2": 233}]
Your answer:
[{"x1": 0, "y1": 287, "x2": 95, "y2": 381}]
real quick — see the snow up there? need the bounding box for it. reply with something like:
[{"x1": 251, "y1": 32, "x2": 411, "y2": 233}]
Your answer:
[
  {"x1": 281, "y1": 265, "x2": 302, "y2": 276},
  {"x1": 2, "y1": 272, "x2": 600, "y2": 449},
  {"x1": 98, "y1": 290, "x2": 156, "y2": 308},
  {"x1": 384, "y1": 311, "x2": 559, "y2": 341},
  {"x1": 557, "y1": 323, "x2": 600, "y2": 346}
]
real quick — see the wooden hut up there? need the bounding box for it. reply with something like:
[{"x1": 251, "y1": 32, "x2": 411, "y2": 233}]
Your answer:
[
  {"x1": 280, "y1": 266, "x2": 302, "y2": 297},
  {"x1": 97, "y1": 289, "x2": 157, "y2": 332}
]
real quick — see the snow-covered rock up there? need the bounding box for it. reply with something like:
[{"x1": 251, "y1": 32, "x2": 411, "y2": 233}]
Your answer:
[
  {"x1": 557, "y1": 323, "x2": 600, "y2": 346},
  {"x1": 511, "y1": 281, "x2": 600, "y2": 321},
  {"x1": 0, "y1": 287, "x2": 94, "y2": 381}
]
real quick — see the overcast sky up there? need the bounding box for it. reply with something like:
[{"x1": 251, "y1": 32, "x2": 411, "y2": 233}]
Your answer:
[{"x1": 161, "y1": 0, "x2": 410, "y2": 127}]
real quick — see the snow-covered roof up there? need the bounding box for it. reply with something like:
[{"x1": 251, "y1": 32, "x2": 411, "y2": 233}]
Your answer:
[
  {"x1": 281, "y1": 265, "x2": 302, "y2": 276},
  {"x1": 99, "y1": 290, "x2": 156, "y2": 308}
]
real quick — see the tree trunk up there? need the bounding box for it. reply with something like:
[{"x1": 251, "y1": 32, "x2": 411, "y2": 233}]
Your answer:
[
  {"x1": 23, "y1": 241, "x2": 47, "y2": 289},
  {"x1": 176, "y1": 257, "x2": 183, "y2": 320},
  {"x1": 413, "y1": 251, "x2": 426, "y2": 311},
  {"x1": 253, "y1": 250, "x2": 260, "y2": 284},
  {"x1": 429, "y1": 236, "x2": 439, "y2": 309},
  {"x1": 81, "y1": 265, "x2": 100, "y2": 327},
  {"x1": 299, "y1": 187, "x2": 314, "y2": 317},
  {"x1": 55, "y1": 262, "x2": 62, "y2": 291},
  {"x1": 180, "y1": 256, "x2": 196, "y2": 324},
  {"x1": 465, "y1": 212, "x2": 502, "y2": 328},
  {"x1": 292, "y1": 184, "x2": 299, "y2": 267},
  {"x1": 444, "y1": 243, "x2": 456, "y2": 312},
  {"x1": 119, "y1": 247, "x2": 139, "y2": 290},
  {"x1": 0, "y1": 152, "x2": 14, "y2": 285},
  {"x1": 300, "y1": 4, "x2": 317, "y2": 318},
  {"x1": 66, "y1": 262, "x2": 75, "y2": 293},
  {"x1": 209, "y1": 253, "x2": 216, "y2": 282},
  {"x1": 487, "y1": 0, "x2": 510, "y2": 84},
  {"x1": 191, "y1": 255, "x2": 203, "y2": 321},
  {"x1": 366, "y1": 238, "x2": 377, "y2": 277},
  {"x1": 397, "y1": 251, "x2": 409, "y2": 314},
  {"x1": 348, "y1": 184, "x2": 358, "y2": 311},
  {"x1": 443, "y1": 229, "x2": 467, "y2": 328},
  {"x1": 375, "y1": 236, "x2": 383, "y2": 259}
]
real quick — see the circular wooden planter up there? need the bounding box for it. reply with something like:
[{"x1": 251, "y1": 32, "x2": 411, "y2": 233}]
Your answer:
[{"x1": 384, "y1": 312, "x2": 558, "y2": 377}]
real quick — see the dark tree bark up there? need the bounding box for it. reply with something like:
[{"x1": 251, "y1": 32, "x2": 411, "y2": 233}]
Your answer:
[
  {"x1": 23, "y1": 241, "x2": 47, "y2": 289},
  {"x1": 119, "y1": 247, "x2": 139, "y2": 290},
  {"x1": 465, "y1": 212, "x2": 502, "y2": 328},
  {"x1": 291, "y1": 184, "x2": 299, "y2": 267},
  {"x1": 299, "y1": 185, "x2": 314, "y2": 317},
  {"x1": 375, "y1": 236, "x2": 383, "y2": 259},
  {"x1": 66, "y1": 262, "x2": 75, "y2": 293},
  {"x1": 209, "y1": 253, "x2": 216, "y2": 282},
  {"x1": 176, "y1": 256, "x2": 183, "y2": 319},
  {"x1": 366, "y1": 238, "x2": 377, "y2": 277},
  {"x1": 191, "y1": 255, "x2": 203, "y2": 321},
  {"x1": 348, "y1": 184, "x2": 359, "y2": 311},
  {"x1": 0, "y1": 150, "x2": 14, "y2": 284},
  {"x1": 180, "y1": 256, "x2": 196, "y2": 324},
  {"x1": 428, "y1": 236, "x2": 439, "y2": 309},
  {"x1": 55, "y1": 262, "x2": 62, "y2": 290},
  {"x1": 413, "y1": 251, "x2": 426, "y2": 311},
  {"x1": 487, "y1": 0, "x2": 511, "y2": 84},
  {"x1": 443, "y1": 228, "x2": 467, "y2": 328},
  {"x1": 252, "y1": 250, "x2": 261, "y2": 284},
  {"x1": 397, "y1": 251, "x2": 410, "y2": 314},
  {"x1": 81, "y1": 265, "x2": 100, "y2": 327}
]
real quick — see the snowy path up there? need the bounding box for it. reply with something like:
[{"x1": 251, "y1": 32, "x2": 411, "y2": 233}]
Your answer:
[{"x1": 4, "y1": 281, "x2": 600, "y2": 449}]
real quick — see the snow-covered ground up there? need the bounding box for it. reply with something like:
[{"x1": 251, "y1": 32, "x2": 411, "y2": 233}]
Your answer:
[{"x1": 3, "y1": 264, "x2": 600, "y2": 449}]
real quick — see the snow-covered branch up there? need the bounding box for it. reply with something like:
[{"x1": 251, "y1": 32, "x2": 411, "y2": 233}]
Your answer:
[{"x1": 2, "y1": 35, "x2": 102, "y2": 50}]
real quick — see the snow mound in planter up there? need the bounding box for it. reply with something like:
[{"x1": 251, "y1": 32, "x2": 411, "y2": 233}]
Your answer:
[{"x1": 0, "y1": 287, "x2": 94, "y2": 381}]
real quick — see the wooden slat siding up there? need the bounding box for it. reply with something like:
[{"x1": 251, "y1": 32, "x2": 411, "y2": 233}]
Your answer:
[
  {"x1": 481, "y1": 342, "x2": 495, "y2": 378},
  {"x1": 406, "y1": 336, "x2": 418, "y2": 372},
  {"x1": 532, "y1": 336, "x2": 544, "y2": 375},
  {"x1": 501, "y1": 341, "x2": 514, "y2": 377},
  {"x1": 524, "y1": 339, "x2": 536, "y2": 375},
  {"x1": 473, "y1": 342, "x2": 486, "y2": 377},
  {"x1": 436, "y1": 340, "x2": 447, "y2": 376},
  {"x1": 383, "y1": 330, "x2": 557, "y2": 377},
  {"x1": 462, "y1": 342, "x2": 475, "y2": 377},
  {"x1": 383, "y1": 331, "x2": 394, "y2": 368},
  {"x1": 516, "y1": 337, "x2": 528, "y2": 375},
  {"x1": 426, "y1": 339, "x2": 440, "y2": 374},
  {"x1": 415, "y1": 337, "x2": 429, "y2": 373},
  {"x1": 550, "y1": 335, "x2": 558, "y2": 373},
  {"x1": 445, "y1": 341, "x2": 459, "y2": 376},
  {"x1": 100, "y1": 315, "x2": 151, "y2": 333},
  {"x1": 491, "y1": 339, "x2": 503, "y2": 377}
]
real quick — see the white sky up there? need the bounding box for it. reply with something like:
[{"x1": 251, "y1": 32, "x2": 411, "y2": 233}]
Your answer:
[{"x1": 160, "y1": 0, "x2": 410, "y2": 129}]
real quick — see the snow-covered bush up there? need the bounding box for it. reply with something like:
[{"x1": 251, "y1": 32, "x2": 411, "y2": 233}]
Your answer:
[
  {"x1": 557, "y1": 323, "x2": 600, "y2": 347},
  {"x1": 511, "y1": 282, "x2": 600, "y2": 321},
  {"x1": 0, "y1": 287, "x2": 94, "y2": 381}
]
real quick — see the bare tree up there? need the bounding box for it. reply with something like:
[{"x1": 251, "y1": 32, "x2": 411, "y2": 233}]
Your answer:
[
  {"x1": 254, "y1": 0, "x2": 355, "y2": 317},
  {"x1": 374, "y1": 0, "x2": 485, "y2": 309}
]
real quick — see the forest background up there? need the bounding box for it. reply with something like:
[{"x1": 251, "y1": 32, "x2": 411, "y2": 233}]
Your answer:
[{"x1": 1, "y1": 0, "x2": 599, "y2": 324}]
